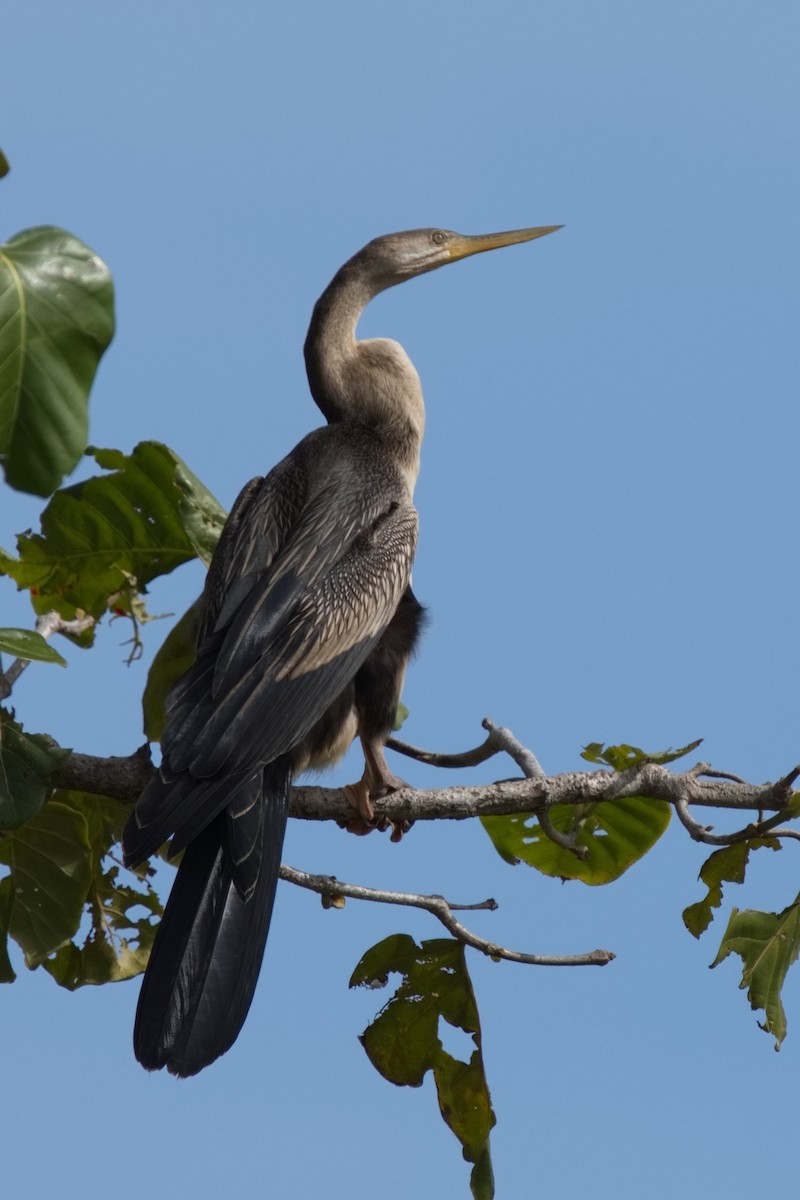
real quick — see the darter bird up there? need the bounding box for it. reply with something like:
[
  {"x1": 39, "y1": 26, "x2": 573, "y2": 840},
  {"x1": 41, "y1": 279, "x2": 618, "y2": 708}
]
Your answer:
[{"x1": 123, "y1": 223, "x2": 562, "y2": 1076}]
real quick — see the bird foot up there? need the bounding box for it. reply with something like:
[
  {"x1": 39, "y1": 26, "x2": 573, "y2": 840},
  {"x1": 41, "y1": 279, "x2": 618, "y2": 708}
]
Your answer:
[{"x1": 341, "y1": 775, "x2": 412, "y2": 843}]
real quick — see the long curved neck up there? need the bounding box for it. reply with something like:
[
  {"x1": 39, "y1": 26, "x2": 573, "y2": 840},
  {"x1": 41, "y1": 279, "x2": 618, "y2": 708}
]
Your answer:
[{"x1": 303, "y1": 260, "x2": 425, "y2": 493}]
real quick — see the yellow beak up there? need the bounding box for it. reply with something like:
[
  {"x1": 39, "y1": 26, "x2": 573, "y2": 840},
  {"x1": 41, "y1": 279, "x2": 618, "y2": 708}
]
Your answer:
[{"x1": 447, "y1": 225, "x2": 563, "y2": 263}]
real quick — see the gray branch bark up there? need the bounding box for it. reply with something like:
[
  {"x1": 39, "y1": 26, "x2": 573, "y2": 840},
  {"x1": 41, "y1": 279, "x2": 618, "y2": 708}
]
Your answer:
[{"x1": 52, "y1": 741, "x2": 800, "y2": 823}]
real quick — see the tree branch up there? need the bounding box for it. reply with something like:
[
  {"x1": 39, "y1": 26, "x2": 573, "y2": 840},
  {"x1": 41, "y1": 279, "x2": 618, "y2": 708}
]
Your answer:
[
  {"x1": 55, "y1": 744, "x2": 154, "y2": 801},
  {"x1": 279, "y1": 864, "x2": 614, "y2": 967},
  {"x1": 50, "y1": 740, "x2": 800, "y2": 827}
]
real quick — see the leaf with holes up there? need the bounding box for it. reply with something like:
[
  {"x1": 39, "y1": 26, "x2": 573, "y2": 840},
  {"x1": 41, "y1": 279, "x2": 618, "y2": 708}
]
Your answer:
[
  {"x1": 0, "y1": 226, "x2": 115, "y2": 495},
  {"x1": 351, "y1": 935, "x2": 496, "y2": 1200},
  {"x1": 712, "y1": 898, "x2": 800, "y2": 1049},
  {"x1": 481, "y1": 795, "x2": 671, "y2": 883}
]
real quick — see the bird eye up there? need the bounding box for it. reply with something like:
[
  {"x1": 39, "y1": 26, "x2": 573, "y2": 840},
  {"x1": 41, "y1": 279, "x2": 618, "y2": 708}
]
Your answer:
[{"x1": 431, "y1": 230, "x2": 447, "y2": 245}]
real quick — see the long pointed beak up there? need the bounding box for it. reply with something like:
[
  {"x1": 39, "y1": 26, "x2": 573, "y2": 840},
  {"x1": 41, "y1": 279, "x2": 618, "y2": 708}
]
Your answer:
[{"x1": 447, "y1": 225, "x2": 563, "y2": 263}]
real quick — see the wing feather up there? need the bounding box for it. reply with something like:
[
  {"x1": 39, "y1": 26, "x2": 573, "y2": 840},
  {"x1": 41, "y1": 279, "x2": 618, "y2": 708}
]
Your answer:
[{"x1": 143, "y1": 427, "x2": 417, "y2": 848}]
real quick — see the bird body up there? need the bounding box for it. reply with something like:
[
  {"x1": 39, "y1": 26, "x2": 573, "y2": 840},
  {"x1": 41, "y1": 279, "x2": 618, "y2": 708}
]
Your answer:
[{"x1": 124, "y1": 224, "x2": 560, "y2": 1076}]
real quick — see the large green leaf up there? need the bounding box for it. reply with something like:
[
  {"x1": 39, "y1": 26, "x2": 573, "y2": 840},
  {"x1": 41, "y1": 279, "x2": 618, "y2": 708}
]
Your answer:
[
  {"x1": 683, "y1": 839, "x2": 780, "y2": 938},
  {"x1": 0, "y1": 441, "x2": 226, "y2": 624},
  {"x1": 351, "y1": 935, "x2": 496, "y2": 1200},
  {"x1": 0, "y1": 627, "x2": 66, "y2": 666},
  {"x1": 0, "y1": 226, "x2": 114, "y2": 496},
  {"x1": 712, "y1": 898, "x2": 800, "y2": 1049},
  {"x1": 482, "y1": 795, "x2": 671, "y2": 884},
  {"x1": 0, "y1": 710, "x2": 71, "y2": 829}
]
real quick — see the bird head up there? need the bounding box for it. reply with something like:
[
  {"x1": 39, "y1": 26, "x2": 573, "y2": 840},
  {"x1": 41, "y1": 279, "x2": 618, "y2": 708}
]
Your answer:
[{"x1": 349, "y1": 225, "x2": 563, "y2": 291}]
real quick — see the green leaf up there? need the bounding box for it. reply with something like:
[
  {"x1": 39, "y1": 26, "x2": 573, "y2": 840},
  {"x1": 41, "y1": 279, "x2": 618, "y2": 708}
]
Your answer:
[
  {"x1": 393, "y1": 702, "x2": 409, "y2": 732},
  {"x1": 0, "y1": 800, "x2": 92, "y2": 963},
  {"x1": 351, "y1": 935, "x2": 496, "y2": 1200},
  {"x1": 0, "y1": 441, "x2": 226, "y2": 624},
  {"x1": 0, "y1": 876, "x2": 17, "y2": 982},
  {"x1": 0, "y1": 790, "x2": 161, "y2": 985},
  {"x1": 580, "y1": 738, "x2": 703, "y2": 771},
  {"x1": 172, "y1": 458, "x2": 228, "y2": 566},
  {"x1": 0, "y1": 627, "x2": 66, "y2": 665},
  {"x1": 42, "y1": 876, "x2": 161, "y2": 988},
  {"x1": 41, "y1": 790, "x2": 162, "y2": 987},
  {"x1": 0, "y1": 150, "x2": 10, "y2": 179},
  {"x1": 142, "y1": 597, "x2": 203, "y2": 741},
  {"x1": 0, "y1": 226, "x2": 115, "y2": 496},
  {"x1": 0, "y1": 710, "x2": 71, "y2": 828},
  {"x1": 482, "y1": 795, "x2": 671, "y2": 884},
  {"x1": 711, "y1": 898, "x2": 800, "y2": 1049},
  {"x1": 683, "y1": 839, "x2": 780, "y2": 938}
]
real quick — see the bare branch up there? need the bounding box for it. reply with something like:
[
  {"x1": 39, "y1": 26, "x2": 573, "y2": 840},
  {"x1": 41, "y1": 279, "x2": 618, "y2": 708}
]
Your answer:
[
  {"x1": 386, "y1": 732, "x2": 499, "y2": 769},
  {"x1": 768, "y1": 829, "x2": 800, "y2": 843},
  {"x1": 482, "y1": 717, "x2": 546, "y2": 780},
  {"x1": 279, "y1": 864, "x2": 614, "y2": 967},
  {"x1": 388, "y1": 717, "x2": 547, "y2": 777},
  {"x1": 674, "y1": 799, "x2": 744, "y2": 846}
]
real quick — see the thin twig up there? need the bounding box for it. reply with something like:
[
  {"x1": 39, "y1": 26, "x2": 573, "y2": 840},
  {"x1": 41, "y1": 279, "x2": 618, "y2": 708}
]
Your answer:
[
  {"x1": 767, "y1": 829, "x2": 800, "y2": 843},
  {"x1": 386, "y1": 733, "x2": 499, "y2": 769},
  {"x1": 482, "y1": 717, "x2": 546, "y2": 780},
  {"x1": 696, "y1": 767, "x2": 749, "y2": 785},
  {"x1": 482, "y1": 717, "x2": 588, "y2": 858},
  {"x1": 674, "y1": 799, "x2": 742, "y2": 845},
  {"x1": 674, "y1": 797, "x2": 800, "y2": 847},
  {"x1": 279, "y1": 864, "x2": 614, "y2": 967}
]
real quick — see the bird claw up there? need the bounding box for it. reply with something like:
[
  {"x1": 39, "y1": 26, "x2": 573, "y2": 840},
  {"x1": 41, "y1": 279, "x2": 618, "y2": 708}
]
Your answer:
[{"x1": 341, "y1": 777, "x2": 413, "y2": 842}]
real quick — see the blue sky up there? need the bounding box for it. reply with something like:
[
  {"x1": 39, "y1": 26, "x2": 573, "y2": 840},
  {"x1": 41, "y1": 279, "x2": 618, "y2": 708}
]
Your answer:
[{"x1": 3, "y1": 3, "x2": 799, "y2": 1197}]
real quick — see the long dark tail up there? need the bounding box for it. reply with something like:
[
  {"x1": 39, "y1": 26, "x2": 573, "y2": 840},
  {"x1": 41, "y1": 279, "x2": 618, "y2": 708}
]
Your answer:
[{"x1": 133, "y1": 760, "x2": 292, "y2": 1077}]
